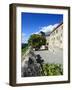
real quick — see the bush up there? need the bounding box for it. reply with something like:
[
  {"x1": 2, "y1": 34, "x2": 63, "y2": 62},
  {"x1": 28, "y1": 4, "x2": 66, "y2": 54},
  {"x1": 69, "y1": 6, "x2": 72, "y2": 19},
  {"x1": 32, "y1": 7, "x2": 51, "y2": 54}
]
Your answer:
[
  {"x1": 22, "y1": 45, "x2": 29, "y2": 55},
  {"x1": 41, "y1": 64, "x2": 63, "y2": 76}
]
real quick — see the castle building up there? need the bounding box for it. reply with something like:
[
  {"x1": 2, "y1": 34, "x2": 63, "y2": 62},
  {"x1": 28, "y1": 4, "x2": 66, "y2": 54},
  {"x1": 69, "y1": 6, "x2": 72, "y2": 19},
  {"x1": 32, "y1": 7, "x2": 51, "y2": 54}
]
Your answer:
[{"x1": 46, "y1": 22, "x2": 63, "y2": 51}]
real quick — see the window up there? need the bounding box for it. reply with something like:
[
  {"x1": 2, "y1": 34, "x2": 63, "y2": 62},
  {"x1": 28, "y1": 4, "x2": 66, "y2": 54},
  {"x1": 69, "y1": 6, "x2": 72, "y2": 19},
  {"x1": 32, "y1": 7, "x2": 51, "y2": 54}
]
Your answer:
[
  {"x1": 57, "y1": 36, "x2": 60, "y2": 40},
  {"x1": 54, "y1": 37, "x2": 55, "y2": 40},
  {"x1": 62, "y1": 25, "x2": 63, "y2": 29},
  {"x1": 60, "y1": 40, "x2": 62, "y2": 43},
  {"x1": 61, "y1": 33, "x2": 62, "y2": 37},
  {"x1": 56, "y1": 30, "x2": 58, "y2": 33}
]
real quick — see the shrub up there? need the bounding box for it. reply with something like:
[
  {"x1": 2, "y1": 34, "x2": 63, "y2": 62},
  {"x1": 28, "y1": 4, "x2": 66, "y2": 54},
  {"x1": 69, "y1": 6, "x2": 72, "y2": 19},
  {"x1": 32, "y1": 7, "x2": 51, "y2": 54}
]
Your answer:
[{"x1": 42, "y1": 64, "x2": 63, "y2": 76}]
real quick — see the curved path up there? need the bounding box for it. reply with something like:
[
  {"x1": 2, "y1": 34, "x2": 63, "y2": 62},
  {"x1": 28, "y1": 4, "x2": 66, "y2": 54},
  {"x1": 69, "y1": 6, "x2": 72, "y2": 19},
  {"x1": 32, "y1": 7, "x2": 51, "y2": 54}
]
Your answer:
[{"x1": 34, "y1": 49, "x2": 63, "y2": 64}]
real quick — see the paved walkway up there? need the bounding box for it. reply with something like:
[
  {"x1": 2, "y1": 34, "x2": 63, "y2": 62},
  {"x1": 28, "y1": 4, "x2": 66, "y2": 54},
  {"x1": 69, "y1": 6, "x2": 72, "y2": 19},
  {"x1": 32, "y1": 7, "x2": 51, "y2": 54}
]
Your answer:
[{"x1": 34, "y1": 48, "x2": 63, "y2": 64}]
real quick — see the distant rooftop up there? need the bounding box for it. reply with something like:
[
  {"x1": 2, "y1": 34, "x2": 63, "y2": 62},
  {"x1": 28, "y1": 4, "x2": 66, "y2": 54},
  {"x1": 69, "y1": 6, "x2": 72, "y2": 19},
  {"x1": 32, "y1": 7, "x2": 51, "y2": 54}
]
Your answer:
[{"x1": 50, "y1": 22, "x2": 63, "y2": 34}]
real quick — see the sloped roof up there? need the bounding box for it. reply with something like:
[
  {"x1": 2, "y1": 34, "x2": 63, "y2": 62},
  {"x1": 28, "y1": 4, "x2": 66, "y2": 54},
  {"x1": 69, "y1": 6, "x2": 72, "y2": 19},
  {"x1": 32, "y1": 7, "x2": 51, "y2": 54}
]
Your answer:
[{"x1": 50, "y1": 22, "x2": 63, "y2": 34}]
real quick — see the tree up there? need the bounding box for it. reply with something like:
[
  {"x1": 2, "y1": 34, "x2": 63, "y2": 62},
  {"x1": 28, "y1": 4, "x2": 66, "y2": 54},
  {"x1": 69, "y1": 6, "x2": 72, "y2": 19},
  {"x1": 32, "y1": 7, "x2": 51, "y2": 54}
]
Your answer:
[
  {"x1": 39, "y1": 31, "x2": 45, "y2": 37},
  {"x1": 28, "y1": 34, "x2": 46, "y2": 49}
]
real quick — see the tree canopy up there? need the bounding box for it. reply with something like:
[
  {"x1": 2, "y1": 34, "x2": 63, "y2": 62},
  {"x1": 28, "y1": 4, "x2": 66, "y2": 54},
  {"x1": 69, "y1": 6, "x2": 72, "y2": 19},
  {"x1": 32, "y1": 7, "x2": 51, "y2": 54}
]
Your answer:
[{"x1": 28, "y1": 34, "x2": 46, "y2": 48}]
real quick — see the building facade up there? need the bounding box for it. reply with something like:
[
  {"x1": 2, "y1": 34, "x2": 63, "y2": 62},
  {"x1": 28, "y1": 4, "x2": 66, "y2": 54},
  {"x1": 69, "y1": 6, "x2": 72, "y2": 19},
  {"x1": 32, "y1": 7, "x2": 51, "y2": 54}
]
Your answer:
[{"x1": 46, "y1": 22, "x2": 63, "y2": 51}]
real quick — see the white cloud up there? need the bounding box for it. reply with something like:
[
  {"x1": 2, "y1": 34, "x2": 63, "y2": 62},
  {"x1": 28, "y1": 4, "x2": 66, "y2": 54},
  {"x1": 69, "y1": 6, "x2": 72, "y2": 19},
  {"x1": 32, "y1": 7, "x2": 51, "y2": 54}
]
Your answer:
[
  {"x1": 40, "y1": 23, "x2": 59, "y2": 33},
  {"x1": 31, "y1": 31, "x2": 39, "y2": 35},
  {"x1": 21, "y1": 33, "x2": 27, "y2": 43},
  {"x1": 31, "y1": 23, "x2": 59, "y2": 36},
  {"x1": 21, "y1": 23, "x2": 59, "y2": 43},
  {"x1": 22, "y1": 33, "x2": 26, "y2": 37}
]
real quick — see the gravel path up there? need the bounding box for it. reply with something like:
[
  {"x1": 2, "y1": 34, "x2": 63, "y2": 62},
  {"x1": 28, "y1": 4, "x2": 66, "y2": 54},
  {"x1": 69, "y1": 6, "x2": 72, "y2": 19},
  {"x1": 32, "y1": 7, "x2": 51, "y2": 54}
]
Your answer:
[{"x1": 34, "y1": 48, "x2": 63, "y2": 64}]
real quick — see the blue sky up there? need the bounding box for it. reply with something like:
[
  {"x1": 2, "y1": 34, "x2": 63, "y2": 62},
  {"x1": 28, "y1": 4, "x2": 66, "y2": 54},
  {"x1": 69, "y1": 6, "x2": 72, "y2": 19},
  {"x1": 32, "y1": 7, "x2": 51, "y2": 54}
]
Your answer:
[{"x1": 21, "y1": 12, "x2": 63, "y2": 43}]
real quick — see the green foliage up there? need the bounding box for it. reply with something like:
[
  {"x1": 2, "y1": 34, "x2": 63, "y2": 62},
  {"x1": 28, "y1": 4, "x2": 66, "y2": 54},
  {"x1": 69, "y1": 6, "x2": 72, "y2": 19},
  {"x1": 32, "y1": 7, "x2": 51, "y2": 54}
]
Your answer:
[
  {"x1": 22, "y1": 45, "x2": 29, "y2": 55},
  {"x1": 22, "y1": 43, "x2": 28, "y2": 49},
  {"x1": 40, "y1": 31, "x2": 45, "y2": 37},
  {"x1": 28, "y1": 34, "x2": 46, "y2": 48},
  {"x1": 42, "y1": 64, "x2": 63, "y2": 76}
]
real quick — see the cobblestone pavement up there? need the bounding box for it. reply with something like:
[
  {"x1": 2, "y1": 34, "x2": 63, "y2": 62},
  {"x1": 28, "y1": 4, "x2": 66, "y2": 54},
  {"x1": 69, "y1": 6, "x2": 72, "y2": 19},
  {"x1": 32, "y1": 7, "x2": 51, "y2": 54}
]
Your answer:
[{"x1": 34, "y1": 48, "x2": 63, "y2": 64}]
